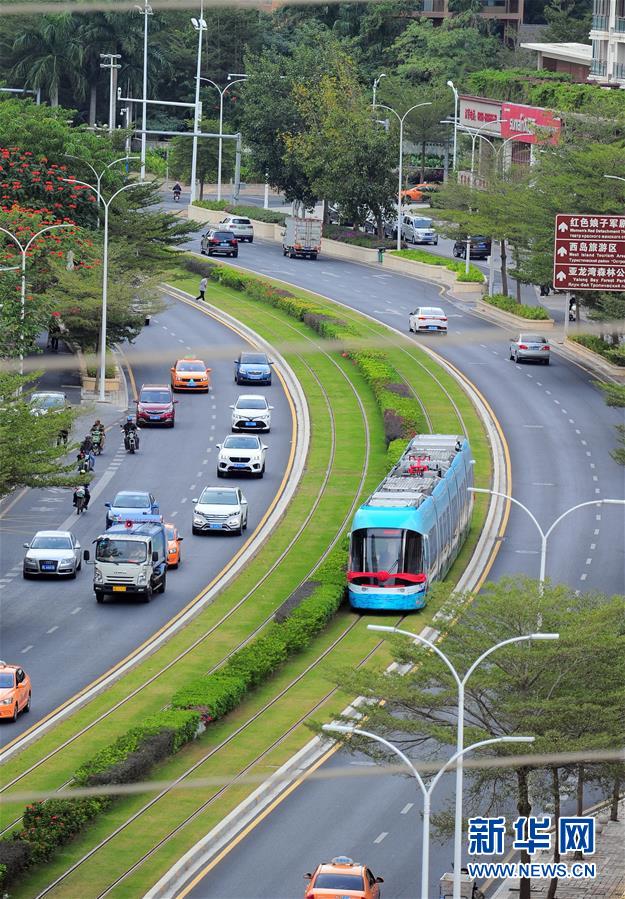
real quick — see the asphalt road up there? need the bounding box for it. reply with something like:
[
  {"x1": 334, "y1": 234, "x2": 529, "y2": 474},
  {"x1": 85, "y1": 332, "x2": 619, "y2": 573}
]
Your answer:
[
  {"x1": 178, "y1": 231, "x2": 625, "y2": 898},
  {"x1": 0, "y1": 292, "x2": 292, "y2": 745}
]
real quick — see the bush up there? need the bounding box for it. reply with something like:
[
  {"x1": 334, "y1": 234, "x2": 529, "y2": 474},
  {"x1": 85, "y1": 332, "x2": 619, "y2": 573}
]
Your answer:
[
  {"x1": 391, "y1": 248, "x2": 485, "y2": 283},
  {"x1": 193, "y1": 201, "x2": 286, "y2": 225},
  {"x1": 484, "y1": 294, "x2": 550, "y2": 320},
  {"x1": 171, "y1": 672, "x2": 248, "y2": 721},
  {"x1": 571, "y1": 334, "x2": 625, "y2": 367},
  {"x1": 20, "y1": 797, "x2": 106, "y2": 864},
  {"x1": 227, "y1": 628, "x2": 289, "y2": 687},
  {"x1": 323, "y1": 225, "x2": 395, "y2": 249},
  {"x1": 85, "y1": 355, "x2": 116, "y2": 379},
  {"x1": 0, "y1": 839, "x2": 32, "y2": 890}
]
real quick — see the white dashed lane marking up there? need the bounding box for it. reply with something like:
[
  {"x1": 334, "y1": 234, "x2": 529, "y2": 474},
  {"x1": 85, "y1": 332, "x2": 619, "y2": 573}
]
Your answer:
[
  {"x1": 70, "y1": 606, "x2": 81, "y2": 615},
  {"x1": 21, "y1": 645, "x2": 33, "y2": 654},
  {"x1": 580, "y1": 573, "x2": 588, "y2": 581},
  {"x1": 374, "y1": 832, "x2": 388, "y2": 844},
  {"x1": 46, "y1": 626, "x2": 58, "y2": 634},
  {"x1": 401, "y1": 803, "x2": 414, "y2": 815}
]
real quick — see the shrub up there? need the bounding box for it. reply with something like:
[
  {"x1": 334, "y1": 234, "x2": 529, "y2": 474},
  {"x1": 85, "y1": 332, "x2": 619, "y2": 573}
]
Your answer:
[
  {"x1": 391, "y1": 248, "x2": 485, "y2": 283},
  {"x1": 0, "y1": 839, "x2": 32, "y2": 890},
  {"x1": 323, "y1": 225, "x2": 395, "y2": 249},
  {"x1": 383, "y1": 408, "x2": 408, "y2": 443},
  {"x1": 171, "y1": 672, "x2": 248, "y2": 721},
  {"x1": 571, "y1": 334, "x2": 625, "y2": 367},
  {"x1": 227, "y1": 628, "x2": 289, "y2": 687},
  {"x1": 20, "y1": 797, "x2": 106, "y2": 864},
  {"x1": 484, "y1": 294, "x2": 550, "y2": 320},
  {"x1": 193, "y1": 201, "x2": 286, "y2": 225},
  {"x1": 387, "y1": 438, "x2": 407, "y2": 467},
  {"x1": 84, "y1": 730, "x2": 175, "y2": 787}
]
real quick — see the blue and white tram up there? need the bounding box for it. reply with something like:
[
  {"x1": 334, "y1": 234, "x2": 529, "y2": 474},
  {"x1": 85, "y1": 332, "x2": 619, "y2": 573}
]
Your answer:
[{"x1": 347, "y1": 434, "x2": 473, "y2": 611}]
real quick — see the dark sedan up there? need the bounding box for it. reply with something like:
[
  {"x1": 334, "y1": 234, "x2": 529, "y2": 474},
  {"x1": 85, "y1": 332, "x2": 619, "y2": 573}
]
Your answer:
[{"x1": 200, "y1": 229, "x2": 239, "y2": 258}]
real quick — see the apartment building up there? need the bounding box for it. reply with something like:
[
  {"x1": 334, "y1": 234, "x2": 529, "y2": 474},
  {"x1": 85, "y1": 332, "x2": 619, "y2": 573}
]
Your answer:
[
  {"x1": 420, "y1": 0, "x2": 524, "y2": 33},
  {"x1": 589, "y1": 0, "x2": 625, "y2": 84}
]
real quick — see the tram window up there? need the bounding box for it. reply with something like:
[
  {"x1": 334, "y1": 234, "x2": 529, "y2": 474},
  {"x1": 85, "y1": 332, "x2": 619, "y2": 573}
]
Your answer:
[
  {"x1": 404, "y1": 531, "x2": 422, "y2": 573},
  {"x1": 450, "y1": 473, "x2": 460, "y2": 540}
]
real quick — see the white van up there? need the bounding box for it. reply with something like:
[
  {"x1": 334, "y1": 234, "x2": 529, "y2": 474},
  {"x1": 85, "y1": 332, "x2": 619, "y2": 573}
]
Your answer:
[{"x1": 401, "y1": 216, "x2": 438, "y2": 245}]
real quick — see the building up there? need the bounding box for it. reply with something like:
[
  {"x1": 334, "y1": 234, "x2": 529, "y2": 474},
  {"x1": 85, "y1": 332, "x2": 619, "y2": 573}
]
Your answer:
[
  {"x1": 520, "y1": 41, "x2": 592, "y2": 82},
  {"x1": 419, "y1": 0, "x2": 524, "y2": 34},
  {"x1": 589, "y1": 0, "x2": 625, "y2": 85}
]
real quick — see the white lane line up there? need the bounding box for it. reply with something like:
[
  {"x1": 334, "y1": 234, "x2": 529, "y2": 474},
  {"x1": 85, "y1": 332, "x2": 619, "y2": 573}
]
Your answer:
[
  {"x1": 70, "y1": 606, "x2": 81, "y2": 615},
  {"x1": 594, "y1": 529, "x2": 600, "y2": 536},
  {"x1": 586, "y1": 451, "x2": 592, "y2": 457},
  {"x1": 202, "y1": 459, "x2": 208, "y2": 464},
  {"x1": 480, "y1": 344, "x2": 487, "y2": 348},
  {"x1": 586, "y1": 558, "x2": 592, "y2": 565},
  {"x1": 590, "y1": 463, "x2": 596, "y2": 469},
  {"x1": 46, "y1": 626, "x2": 59, "y2": 634},
  {"x1": 21, "y1": 645, "x2": 33, "y2": 654},
  {"x1": 211, "y1": 414, "x2": 217, "y2": 420},
  {"x1": 0, "y1": 578, "x2": 13, "y2": 585},
  {"x1": 515, "y1": 549, "x2": 539, "y2": 554},
  {"x1": 180, "y1": 497, "x2": 187, "y2": 504},
  {"x1": 178, "y1": 338, "x2": 184, "y2": 344},
  {"x1": 171, "y1": 510, "x2": 178, "y2": 517},
  {"x1": 189, "y1": 484, "x2": 196, "y2": 491},
  {"x1": 580, "y1": 573, "x2": 588, "y2": 581},
  {"x1": 532, "y1": 482, "x2": 554, "y2": 486},
  {"x1": 595, "y1": 488, "x2": 601, "y2": 494},
  {"x1": 545, "y1": 390, "x2": 552, "y2": 395},
  {"x1": 210, "y1": 424, "x2": 215, "y2": 430},
  {"x1": 401, "y1": 803, "x2": 414, "y2": 815},
  {"x1": 374, "y1": 832, "x2": 388, "y2": 844},
  {"x1": 569, "y1": 419, "x2": 575, "y2": 424},
  {"x1": 170, "y1": 331, "x2": 176, "y2": 336},
  {"x1": 596, "y1": 514, "x2": 602, "y2": 521},
  {"x1": 592, "y1": 475, "x2": 598, "y2": 482},
  {"x1": 575, "y1": 429, "x2": 581, "y2": 435},
  {"x1": 523, "y1": 425, "x2": 544, "y2": 429},
  {"x1": 536, "y1": 382, "x2": 542, "y2": 386},
  {"x1": 581, "y1": 439, "x2": 587, "y2": 446},
  {"x1": 321, "y1": 271, "x2": 339, "y2": 278},
  {"x1": 197, "y1": 471, "x2": 203, "y2": 477},
  {"x1": 590, "y1": 544, "x2": 596, "y2": 550},
  {"x1": 554, "y1": 399, "x2": 560, "y2": 405}
]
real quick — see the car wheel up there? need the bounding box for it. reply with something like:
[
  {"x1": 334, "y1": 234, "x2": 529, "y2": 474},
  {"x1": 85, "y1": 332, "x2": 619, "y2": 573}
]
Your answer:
[
  {"x1": 22, "y1": 570, "x2": 30, "y2": 580},
  {"x1": 234, "y1": 525, "x2": 242, "y2": 536},
  {"x1": 310, "y1": 253, "x2": 317, "y2": 260},
  {"x1": 514, "y1": 352, "x2": 520, "y2": 363},
  {"x1": 249, "y1": 237, "x2": 254, "y2": 244},
  {"x1": 200, "y1": 248, "x2": 206, "y2": 255},
  {"x1": 96, "y1": 593, "x2": 104, "y2": 603},
  {"x1": 141, "y1": 587, "x2": 152, "y2": 603},
  {"x1": 289, "y1": 251, "x2": 296, "y2": 259},
  {"x1": 207, "y1": 250, "x2": 213, "y2": 256},
  {"x1": 24, "y1": 693, "x2": 31, "y2": 713},
  {"x1": 157, "y1": 575, "x2": 166, "y2": 595},
  {"x1": 243, "y1": 515, "x2": 248, "y2": 531},
  {"x1": 409, "y1": 322, "x2": 413, "y2": 332},
  {"x1": 282, "y1": 248, "x2": 287, "y2": 256},
  {"x1": 509, "y1": 351, "x2": 514, "y2": 360},
  {"x1": 257, "y1": 463, "x2": 265, "y2": 479},
  {"x1": 217, "y1": 469, "x2": 225, "y2": 478},
  {"x1": 543, "y1": 358, "x2": 550, "y2": 365},
  {"x1": 11, "y1": 704, "x2": 18, "y2": 723},
  {"x1": 69, "y1": 568, "x2": 77, "y2": 579},
  {"x1": 192, "y1": 526, "x2": 201, "y2": 535}
]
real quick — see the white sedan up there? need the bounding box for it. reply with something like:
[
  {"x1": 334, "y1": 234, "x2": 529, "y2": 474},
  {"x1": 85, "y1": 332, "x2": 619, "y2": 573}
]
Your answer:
[
  {"x1": 23, "y1": 530, "x2": 81, "y2": 578},
  {"x1": 216, "y1": 434, "x2": 267, "y2": 478},
  {"x1": 230, "y1": 395, "x2": 273, "y2": 432},
  {"x1": 408, "y1": 306, "x2": 448, "y2": 334}
]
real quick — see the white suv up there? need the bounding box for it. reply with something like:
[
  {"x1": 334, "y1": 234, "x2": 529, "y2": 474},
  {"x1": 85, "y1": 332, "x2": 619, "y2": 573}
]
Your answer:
[
  {"x1": 230, "y1": 395, "x2": 273, "y2": 432},
  {"x1": 216, "y1": 434, "x2": 267, "y2": 478},
  {"x1": 220, "y1": 216, "x2": 254, "y2": 243},
  {"x1": 192, "y1": 486, "x2": 248, "y2": 535}
]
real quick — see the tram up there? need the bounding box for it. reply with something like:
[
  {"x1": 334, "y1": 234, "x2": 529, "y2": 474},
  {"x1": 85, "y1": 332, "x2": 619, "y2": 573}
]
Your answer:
[{"x1": 347, "y1": 434, "x2": 473, "y2": 610}]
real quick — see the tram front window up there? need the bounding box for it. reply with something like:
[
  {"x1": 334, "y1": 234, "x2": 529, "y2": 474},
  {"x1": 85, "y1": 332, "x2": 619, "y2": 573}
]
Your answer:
[{"x1": 351, "y1": 528, "x2": 423, "y2": 574}]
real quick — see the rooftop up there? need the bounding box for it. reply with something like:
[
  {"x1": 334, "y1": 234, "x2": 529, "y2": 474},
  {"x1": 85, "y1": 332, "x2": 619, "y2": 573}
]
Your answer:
[{"x1": 520, "y1": 42, "x2": 592, "y2": 65}]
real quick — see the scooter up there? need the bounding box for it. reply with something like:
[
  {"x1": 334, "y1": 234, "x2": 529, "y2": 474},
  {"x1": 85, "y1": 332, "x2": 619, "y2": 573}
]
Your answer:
[
  {"x1": 75, "y1": 487, "x2": 87, "y2": 515},
  {"x1": 122, "y1": 427, "x2": 138, "y2": 454},
  {"x1": 569, "y1": 304, "x2": 577, "y2": 322},
  {"x1": 173, "y1": 190, "x2": 181, "y2": 203}
]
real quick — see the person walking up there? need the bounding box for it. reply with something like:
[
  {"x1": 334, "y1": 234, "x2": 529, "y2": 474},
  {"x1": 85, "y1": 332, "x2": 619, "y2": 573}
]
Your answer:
[{"x1": 195, "y1": 276, "x2": 208, "y2": 302}]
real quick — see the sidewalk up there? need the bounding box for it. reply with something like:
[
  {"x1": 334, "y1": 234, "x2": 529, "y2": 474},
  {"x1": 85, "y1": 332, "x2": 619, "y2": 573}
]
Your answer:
[{"x1": 490, "y1": 799, "x2": 625, "y2": 898}]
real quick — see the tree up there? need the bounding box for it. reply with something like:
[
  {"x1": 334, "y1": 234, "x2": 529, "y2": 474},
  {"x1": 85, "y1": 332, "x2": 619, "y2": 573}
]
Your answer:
[
  {"x1": 321, "y1": 577, "x2": 625, "y2": 899},
  {"x1": 0, "y1": 371, "x2": 79, "y2": 497},
  {"x1": 287, "y1": 57, "x2": 397, "y2": 231},
  {"x1": 168, "y1": 118, "x2": 236, "y2": 201},
  {"x1": 543, "y1": 0, "x2": 592, "y2": 43}
]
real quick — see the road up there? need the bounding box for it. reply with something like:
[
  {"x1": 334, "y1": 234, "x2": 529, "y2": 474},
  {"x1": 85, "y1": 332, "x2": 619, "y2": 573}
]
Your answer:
[
  {"x1": 177, "y1": 231, "x2": 625, "y2": 898},
  {"x1": 0, "y1": 292, "x2": 293, "y2": 745}
]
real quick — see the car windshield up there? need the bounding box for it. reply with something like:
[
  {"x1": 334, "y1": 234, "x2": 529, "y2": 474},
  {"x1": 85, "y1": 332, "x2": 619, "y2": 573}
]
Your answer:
[
  {"x1": 177, "y1": 362, "x2": 205, "y2": 372},
  {"x1": 0, "y1": 673, "x2": 15, "y2": 688},
  {"x1": 199, "y1": 489, "x2": 238, "y2": 505},
  {"x1": 114, "y1": 493, "x2": 150, "y2": 509},
  {"x1": 421, "y1": 308, "x2": 443, "y2": 316},
  {"x1": 520, "y1": 335, "x2": 546, "y2": 343},
  {"x1": 96, "y1": 538, "x2": 147, "y2": 563},
  {"x1": 236, "y1": 398, "x2": 267, "y2": 409},
  {"x1": 140, "y1": 390, "x2": 171, "y2": 404},
  {"x1": 30, "y1": 535, "x2": 72, "y2": 549},
  {"x1": 31, "y1": 394, "x2": 64, "y2": 410},
  {"x1": 240, "y1": 353, "x2": 268, "y2": 365},
  {"x1": 233, "y1": 218, "x2": 251, "y2": 225},
  {"x1": 223, "y1": 436, "x2": 260, "y2": 449},
  {"x1": 413, "y1": 218, "x2": 432, "y2": 228},
  {"x1": 213, "y1": 231, "x2": 234, "y2": 239},
  {"x1": 314, "y1": 873, "x2": 364, "y2": 890}
]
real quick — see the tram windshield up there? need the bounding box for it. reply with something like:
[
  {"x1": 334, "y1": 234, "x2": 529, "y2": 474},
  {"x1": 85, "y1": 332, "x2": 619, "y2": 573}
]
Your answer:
[{"x1": 350, "y1": 528, "x2": 423, "y2": 574}]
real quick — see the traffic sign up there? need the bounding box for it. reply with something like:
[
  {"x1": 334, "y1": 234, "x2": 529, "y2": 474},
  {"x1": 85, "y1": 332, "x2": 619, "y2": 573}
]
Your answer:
[{"x1": 553, "y1": 214, "x2": 625, "y2": 290}]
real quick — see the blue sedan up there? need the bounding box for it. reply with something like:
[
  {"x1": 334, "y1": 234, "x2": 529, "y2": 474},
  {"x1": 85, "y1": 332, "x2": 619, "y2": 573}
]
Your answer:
[
  {"x1": 105, "y1": 491, "x2": 161, "y2": 529},
  {"x1": 234, "y1": 352, "x2": 273, "y2": 386}
]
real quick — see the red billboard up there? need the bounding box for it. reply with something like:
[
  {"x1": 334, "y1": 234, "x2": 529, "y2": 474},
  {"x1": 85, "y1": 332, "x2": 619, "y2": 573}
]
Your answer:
[
  {"x1": 553, "y1": 214, "x2": 625, "y2": 291},
  {"x1": 501, "y1": 102, "x2": 561, "y2": 145}
]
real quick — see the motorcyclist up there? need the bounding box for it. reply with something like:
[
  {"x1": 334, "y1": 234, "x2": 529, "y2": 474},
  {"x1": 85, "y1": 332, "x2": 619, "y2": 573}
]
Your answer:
[
  {"x1": 73, "y1": 483, "x2": 91, "y2": 512},
  {"x1": 172, "y1": 182, "x2": 182, "y2": 201},
  {"x1": 121, "y1": 415, "x2": 140, "y2": 451},
  {"x1": 76, "y1": 452, "x2": 90, "y2": 475},
  {"x1": 91, "y1": 419, "x2": 105, "y2": 453}
]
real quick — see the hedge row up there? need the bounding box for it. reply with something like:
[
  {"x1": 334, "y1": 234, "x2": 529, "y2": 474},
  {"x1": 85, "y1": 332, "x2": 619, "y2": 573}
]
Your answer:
[
  {"x1": 0, "y1": 711, "x2": 199, "y2": 890},
  {"x1": 171, "y1": 543, "x2": 347, "y2": 721},
  {"x1": 570, "y1": 334, "x2": 625, "y2": 367},
  {"x1": 179, "y1": 255, "x2": 425, "y2": 443},
  {"x1": 390, "y1": 248, "x2": 485, "y2": 283},
  {"x1": 484, "y1": 293, "x2": 551, "y2": 321},
  {"x1": 193, "y1": 200, "x2": 286, "y2": 225}
]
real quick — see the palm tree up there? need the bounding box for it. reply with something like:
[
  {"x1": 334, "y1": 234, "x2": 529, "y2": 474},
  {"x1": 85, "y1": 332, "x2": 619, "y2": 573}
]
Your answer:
[{"x1": 6, "y1": 14, "x2": 84, "y2": 107}]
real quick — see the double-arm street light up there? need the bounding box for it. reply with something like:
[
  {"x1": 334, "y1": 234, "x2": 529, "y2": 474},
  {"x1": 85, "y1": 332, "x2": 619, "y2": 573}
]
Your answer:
[
  {"x1": 323, "y1": 723, "x2": 534, "y2": 899},
  {"x1": 199, "y1": 74, "x2": 247, "y2": 202},
  {"x1": 64, "y1": 160, "x2": 141, "y2": 401},
  {"x1": 189, "y1": 3, "x2": 207, "y2": 205},
  {"x1": 136, "y1": 1, "x2": 153, "y2": 182},
  {"x1": 64, "y1": 154, "x2": 137, "y2": 229},
  {"x1": 372, "y1": 72, "x2": 386, "y2": 108},
  {"x1": 469, "y1": 489, "x2": 625, "y2": 586},
  {"x1": 374, "y1": 101, "x2": 432, "y2": 252},
  {"x1": 0, "y1": 223, "x2": 75, "y2": 376},
  {"x1": 368, "y1": 625, "x2": 558, "y2": 899},
  {"x1": 447, "y1": 80, "x2": 459, "y2": 171}
]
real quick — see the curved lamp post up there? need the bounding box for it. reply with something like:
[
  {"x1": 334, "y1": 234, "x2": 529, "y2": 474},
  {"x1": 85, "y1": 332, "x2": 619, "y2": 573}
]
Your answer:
[
  {"x1": 199, "y1": 76, "x2": 247, "y2": 202},
  {"x1": 323, "y1": 723, "x2": 534, "y2": 899}
]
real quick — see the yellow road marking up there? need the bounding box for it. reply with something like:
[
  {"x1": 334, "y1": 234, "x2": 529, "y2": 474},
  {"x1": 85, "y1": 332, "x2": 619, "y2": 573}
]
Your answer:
[{"x1": 0, "y1": 293, "x2": 298, "y2": 756}]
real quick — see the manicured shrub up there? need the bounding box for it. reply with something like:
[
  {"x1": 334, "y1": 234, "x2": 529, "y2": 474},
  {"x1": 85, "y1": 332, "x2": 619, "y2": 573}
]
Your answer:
[
  {"x1": 391, "y1": 248, "x2": 485, "y2": 283},
  {"x1": 0, "y1": 839, "x2": 32, "y2": 890},
  {"x1": 171, "y1": 672, "x2": 248, "y2": 721},
  {"x1": 387, "y1": 438, "x2": 406, "y2": 467},
  {"x1": 193, "y1": 201, "x2": 286, "y2": 225},
  {"x1": 383, "y1": 408, "x2": 408, "y2": 443},
  {"x1": 485, "y1": 293, "x2": 550, "y2": 320},
  {"x1": 226, "y1": 628, "x2": 289, "y2": 687},
  {"x1": 571, "y1": 334, "x2": 625, "y2": 366},
  {"x1": 20, "y1": 797, "x2": 106, "y2": 863},
  {"x1": 85, "y1": 730, "x2": 175, "y2": 787}
]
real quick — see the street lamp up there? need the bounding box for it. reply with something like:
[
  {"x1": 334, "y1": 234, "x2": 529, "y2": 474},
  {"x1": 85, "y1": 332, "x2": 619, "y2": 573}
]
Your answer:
[
  {"x1": 189, "y1": 4, "x2": 207, "y2": 205},
  {"x1": 374, "y1": 101, "x2": 432, "y2": 252},
  {"x1": 63, "y1": 173, "x2": 143, "y2": 401},
  {"x1": 372, "y1": 72, "x2": 386, "y2": 108},
  {"x1": 64, "y1": 154, "x2": 138, "y2": 229},
  {"x1": 368, "y1": 625, "x2": 557, "y2": 899},
  {"x1": 99, "y1": 53, "x2": 121, "y2": 133},
  {"x1": 136, "y1": 1, "x2": 153, "y2": 182},
  {"x1": 447, "y1": 80, "x2": 459, "y2": 171},
  {"x1": 469, "y1": 489, "x2": 625, "y2": 586},
  {"x1": 323, "y1": 723, "x2": 534, "y2": 899},
  {"x1": 0, "y1": 223, "x2": 75, "y2": 377},
  {"x1": 199, "y1": 75, "x2": 247, "y2": 202}
]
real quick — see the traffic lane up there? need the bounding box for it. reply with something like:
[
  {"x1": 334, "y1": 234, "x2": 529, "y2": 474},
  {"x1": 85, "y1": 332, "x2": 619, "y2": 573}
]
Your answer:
[
  {"x1": 0, "y1": 295, "x2": 292, "y2": 742},
  {"x1": 186, "y1": 748, "x2": 456, "y2": 899},
  {"x1": 188, "y1": 236, "x2": 624, "y2": 594}
]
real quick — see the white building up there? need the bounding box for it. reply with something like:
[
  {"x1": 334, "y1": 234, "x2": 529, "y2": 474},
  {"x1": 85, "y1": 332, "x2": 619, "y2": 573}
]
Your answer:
[{"x1": 589, "y1": 0, "x2": 625, "y2": 85}]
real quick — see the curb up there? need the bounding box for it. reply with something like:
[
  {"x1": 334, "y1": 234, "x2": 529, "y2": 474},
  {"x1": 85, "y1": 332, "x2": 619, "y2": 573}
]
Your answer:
[{"x1": 0, "y1": 296, "x2": 310, "y2": 766}]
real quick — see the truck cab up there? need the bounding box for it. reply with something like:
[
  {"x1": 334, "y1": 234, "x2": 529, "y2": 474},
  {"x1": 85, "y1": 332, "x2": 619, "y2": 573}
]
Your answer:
[{"x1": 85, "y1": 521, "x2": 167, "y2": 603}]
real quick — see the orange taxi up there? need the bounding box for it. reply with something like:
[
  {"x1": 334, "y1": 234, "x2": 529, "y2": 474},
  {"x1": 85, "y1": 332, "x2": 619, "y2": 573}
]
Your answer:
[
  {"x1": 401, "y1": 182, "x2": 439, "y2": 203},
  {"x1": 170, "y1": 358, "x2": 211, "y2": 392},
  {"x1": 304, "y1": 856, "x2": 383, "y2": 898},
  {"x1": 0, "y1": 662, "x2": 32, "y2": 722},
  {"x1": 165, "y1": 523, "x2": 183, "y2": 568}
]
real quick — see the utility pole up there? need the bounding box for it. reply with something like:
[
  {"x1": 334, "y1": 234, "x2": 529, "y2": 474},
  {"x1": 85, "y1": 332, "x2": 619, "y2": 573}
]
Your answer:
[
  {"x1": 190, "y1": 2, "x2": 207, "y2": 204},
  {"x1": 100, "y1": 54, "x2": 121, "y2": 133},
  {"x1": 137, "y1": 1, "x2": 153, "y2": 181}
]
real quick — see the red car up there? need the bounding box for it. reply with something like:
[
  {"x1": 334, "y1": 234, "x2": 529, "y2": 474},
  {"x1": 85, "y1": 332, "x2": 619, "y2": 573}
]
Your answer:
[{"x1": 136, "y1": 384, "x2": 177, "y2": 428}]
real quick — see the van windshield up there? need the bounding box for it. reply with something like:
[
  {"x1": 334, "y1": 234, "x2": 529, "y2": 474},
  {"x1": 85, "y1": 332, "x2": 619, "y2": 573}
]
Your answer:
[
  {"x1": 96, "y1": 539, "x2": 147, "y2": 563},
  {"x1": 413, "y1": 218, "x2": 432, "y2": 228}
]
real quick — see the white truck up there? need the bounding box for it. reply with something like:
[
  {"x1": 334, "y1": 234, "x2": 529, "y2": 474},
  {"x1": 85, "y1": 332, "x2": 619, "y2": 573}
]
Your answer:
[
  {"x1": 84, "y1": 521, "x2": 167, "y2": 603},
  {"x1": 282, "y1": 217, "x2": 322, "y2": 260}
]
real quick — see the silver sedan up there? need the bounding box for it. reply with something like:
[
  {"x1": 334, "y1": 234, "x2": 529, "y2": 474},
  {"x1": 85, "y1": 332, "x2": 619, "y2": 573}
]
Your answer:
[
  {"x1": 23, "y1": 530, "x2": 82, "y2": 578},
  {"x1": 509, "y1": 333, "x2": 551, "y2": 365}
]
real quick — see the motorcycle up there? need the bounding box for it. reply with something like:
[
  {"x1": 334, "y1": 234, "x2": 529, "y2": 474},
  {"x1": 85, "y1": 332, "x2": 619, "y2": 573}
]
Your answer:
[
  {"x1": 123, "y1": 427, "x2": 138, "y2": 454},
  {"x1": 91, "y1": 429, "x2": 104, "y2": 455},
  {"x1": 173, "y1": 190, "x2": 181, "y2": 203},
  {"x1": 74, "y1": 487, "x2": 87, "y2": 515},
  {"x1": 77, "y1": 454, "x2": 90, "y2": 475},
  {"x1": 569, "y1": 304, "x2": 577, "y2": 322}
]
